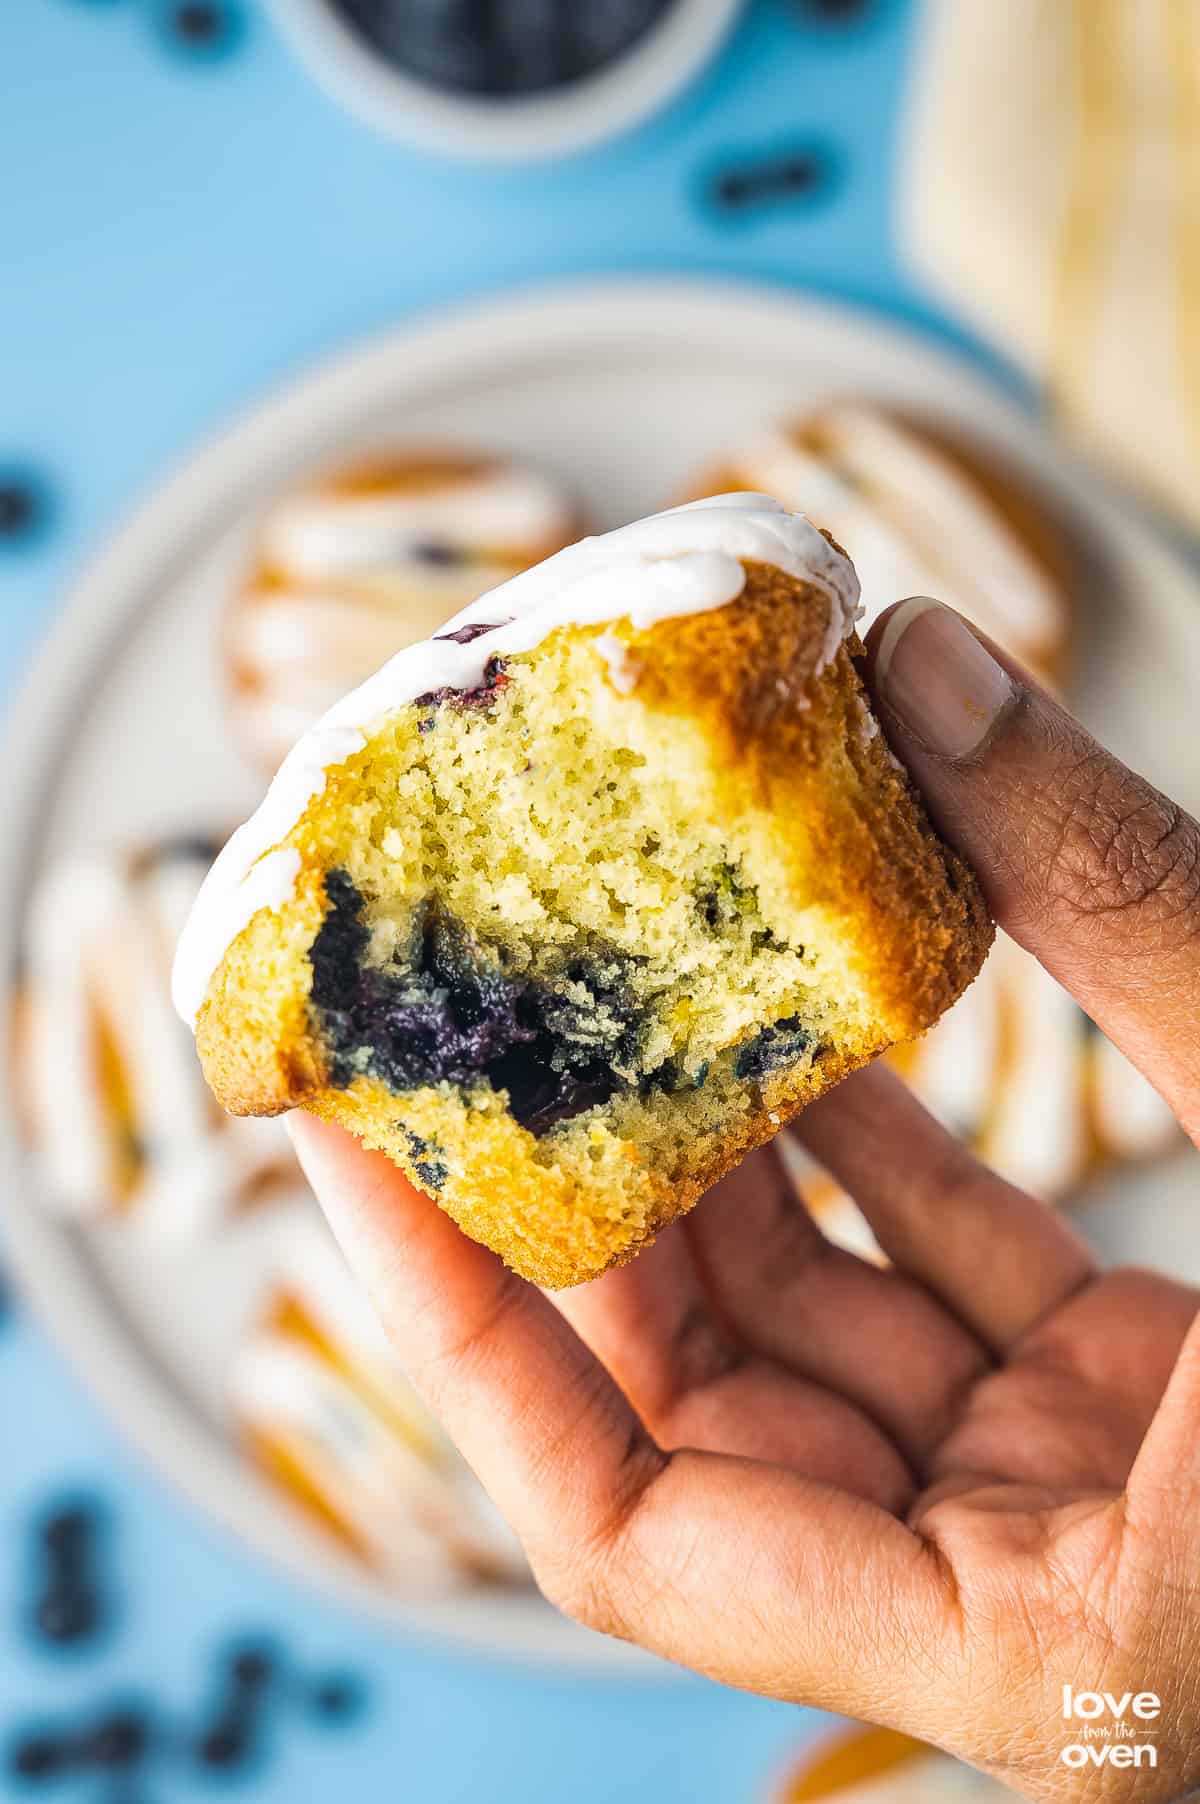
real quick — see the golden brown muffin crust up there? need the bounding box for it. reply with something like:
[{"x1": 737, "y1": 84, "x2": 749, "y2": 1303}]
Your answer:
[{"x1": 196, "y1": 557, "x2": 992, "y2": 1285}]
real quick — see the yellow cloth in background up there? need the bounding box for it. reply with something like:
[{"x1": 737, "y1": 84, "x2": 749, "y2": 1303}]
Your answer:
[{"x1": 902, "y1": 0, "x2": 1200, "y2": 530}]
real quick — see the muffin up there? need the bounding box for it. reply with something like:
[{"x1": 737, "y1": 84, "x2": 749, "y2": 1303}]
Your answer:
[
  {"x1": 901, "y1": 934, "x2": 1178, "y2": 1198},
  {"x1": 694, "y1": 406, "x2": 1170, "y2": 1238},
  {"x1": 176, "y1": 495, "x2": 992, "y2": 1289},
  {"x1": 17, "y1": 839, "x2": 293, "y2": 1235},
  {"x1": 687, "y1": 400, "x2": 1075, "y2": 682},
  {"x1": 774, "y1": 1724, "x2": 1012, "y2": 1800},
  {"x1": 228, "y1": 450, "x2": 581, "y2": 769},
  {"x1": 234, "y1": 1211, "x2": 523, "y2": 1586}
]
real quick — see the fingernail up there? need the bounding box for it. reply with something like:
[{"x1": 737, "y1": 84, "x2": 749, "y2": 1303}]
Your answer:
[{"x1": 875, "y1": 597, "x2": 1013, "y2": 758}]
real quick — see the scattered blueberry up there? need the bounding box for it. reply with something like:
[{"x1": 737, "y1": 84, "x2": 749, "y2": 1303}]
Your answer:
[
  {"x1": 8, "y1": 1504, "x2": 365, "y2": 1783},
  {"x1": 9, "y1": 1732, "x2": 71, "y2": 1781},
  {"x1": 34, "y1": 1587, "x2": 99, "y2": 1646},
  {"x1": 306, "y1": 1672, "x2": 366, "y2": 1724},
  {"x1": 330, "y1": 0, "x2": 674, "y2": 97},
  {"x1": 713, "y1": 172, "x2": 751, "y2": 209},
  {"x1": 705, "y1": 144, "x2": 839, "y2": 220},
  {"x1": 187, "y1": 1636, "x2": 283, "y2": 1775},
  {"x1": 0, "y1": 471, "x2": 50, "y2": 547},
  {"x1": 29, "y1": 1495, "x2": 107, "y2": 1651},
  {"x1": 41, "y1": 1506, "x2": 94, "y2": 1557},
  {"x1": 794, "y1": 0, "x2": 874, "y2": 20},
  {"x1": 196, "y1": 1721, "x2": 252, "y2": 1771},
  {"x1": 774, "y1": 152, "x2": 824, "y2": 194},
  {"x1": 79, "y1": 1709, "x2": 153, "y2": 1770},
  {"x1": 158, "y1": 0, "x2": 244, "y2": 57},
  {"x1": 229, "y1": 1645, "x2": 276, "y2": 1692}
]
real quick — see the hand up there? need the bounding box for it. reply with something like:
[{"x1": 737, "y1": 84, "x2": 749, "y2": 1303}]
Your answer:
[{"x1": 290, "y1": 598, "x2": 1200, "y2": 1802}]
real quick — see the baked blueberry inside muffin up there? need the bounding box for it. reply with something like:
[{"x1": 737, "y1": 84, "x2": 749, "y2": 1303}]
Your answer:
[{"x1": 177, "y1": 497, "x2": 991, "y2": 1287}]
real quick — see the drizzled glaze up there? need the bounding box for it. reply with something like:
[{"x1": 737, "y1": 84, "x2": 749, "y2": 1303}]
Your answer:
[
  {"x1": 233, "y1": 1211, "x2": 525, "y2": 1582},
  {"x1": 727, "y1": 403, "x2": 1064, "y2": 670},
  {"x1": 258, "y1": 464, "x2": 574, "y2": 581},
  {"x1": 233, "y1": 458, "x2": 579, "y2": 768},
  {"x1": 174, "y1": 495, "x2": 860, "y2": 1026},
  {"x1": 907, "y1": 935, "x2": 1176, "y2": 1196},
  {"x1": 24, "y1": 846, "x2": 292, "y2": 1230}
]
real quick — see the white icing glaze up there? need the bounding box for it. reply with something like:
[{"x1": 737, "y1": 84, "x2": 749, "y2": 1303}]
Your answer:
[
  {"x1": 909, "y1": 953, "x2": 1000, "y2": 1138},
  {"x1": 177, "y1": 495, "x2": 859, "y2": 1025},
  {"x1": 231, "y1": 577, "x2": 520, "y2": 771},
  {"x1": 261, "y1": 465, "x2": 574, "y2": 580},
  {"x1": 236, "y1": 461, "x2": 577, "y2": 770},
  {"x1": 1090, "y1": 1032, "x2": 1177, "y2": 1157},
  {"x1": 234, "y1": 1311, "x2": 523, "y2": 1581},
  {"x1": 979, "y1": 938, "x2": 1087, "y2": 1197},
  {"x1": 232, "y1": 1336, "x2": 467, "y2": 1586},
  {"x1": 24, "y1": 860, "x2": 126, "y2": 1213},
  {"x1": 234, "y1": 581, "x2": 510, "y2": 670},
  {"x1": 593, "y1": 629, "x2": 643, "y2": 694},
  {"x1": 906, "y1": 937, "x2": 1178, "y2": 1198},
  {"x1": 275, "y1": 1210, "x2": 435, "y2": 1437},
  {"x1": 776, "y1": 1134, "x2": 886, "y2": 1263},
  {"x1": 24, "y1": 846, "x2": 292, "y2": 1230},
  {"x1": 735, "y1": 402, "x2": 1062, "y2": 664}
]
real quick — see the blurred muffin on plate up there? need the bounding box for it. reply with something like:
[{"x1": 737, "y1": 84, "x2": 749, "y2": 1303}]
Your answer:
[
  {"x1": 891, "y1": 935, "x2": 1178, "y2": 1200},
  {"x1": 684, "y1": 399, "x2": 1076, "y2": 683},
  {"x1": 227, "y1": 449, "x2": 582, "y2": 769},
  {"x1": 15, "y1": 837, "x2": 294, "y2": 1237},
  {"x1": 785, "y1": 934, "x2": 1178, "y2": 1262},
  {"x1": 773, "y1": 1724, "x2": 1014, "y2": 1800},
  {"x1": 233, "y1": 1211, "x2": 525, "y2": 1588},
  {"x1": 690, "y1": 400, "x2": 1174, "y2": 1234}
]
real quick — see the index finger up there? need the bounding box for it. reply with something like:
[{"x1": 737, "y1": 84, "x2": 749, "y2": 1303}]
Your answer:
[{"x1": 867, "y1": 598, "x2": 1200, "y2": 1141}]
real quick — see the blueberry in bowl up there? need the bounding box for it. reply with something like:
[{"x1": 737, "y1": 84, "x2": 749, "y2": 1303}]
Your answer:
[{"x1": 268, "y1": 0, "x2": 744, "y2": 159}]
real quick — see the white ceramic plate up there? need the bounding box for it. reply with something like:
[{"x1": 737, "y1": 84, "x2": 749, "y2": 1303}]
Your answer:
[{"x1": 3, "y1": 279, "x2": 1198, "y2": 1664}]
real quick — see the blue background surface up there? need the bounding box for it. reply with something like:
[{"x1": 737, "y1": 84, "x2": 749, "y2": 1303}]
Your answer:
[{"x1": 0, "y1": 1, "x2": 1006, "y2": 1795}]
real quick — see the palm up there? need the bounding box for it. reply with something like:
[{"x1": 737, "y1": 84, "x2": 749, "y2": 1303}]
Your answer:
[
  {"x1": 538, "y1": 1072, "x2": 1200, "y2": 1795},
  {"x1": 294, "y1": 1064, "x2": 1200, "y2": 1799},
  {"x1": 289, "y1": 632, "x2": 1200, "y2": 1802},
  {"x1": 563, "y1": 1113, "x2": 1196, "y2": 1531},
  {"x1": 918, "y1": 1268, "x2": 1191, "y2": 1513}
]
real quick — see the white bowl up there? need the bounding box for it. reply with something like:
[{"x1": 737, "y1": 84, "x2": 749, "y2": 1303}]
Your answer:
[{"x1": 264, "y1": 0, "x2": 743, "y2": 160}]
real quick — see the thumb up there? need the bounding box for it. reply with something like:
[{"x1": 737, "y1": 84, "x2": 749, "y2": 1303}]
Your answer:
[{"x1": 865, "y1": 597, "x2": 1200, "y2": 1141}]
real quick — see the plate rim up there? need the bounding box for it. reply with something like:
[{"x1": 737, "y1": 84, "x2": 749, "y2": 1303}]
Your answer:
[{"x1": 3, "y1": 273, "x2": 1197, "y2": 1666}]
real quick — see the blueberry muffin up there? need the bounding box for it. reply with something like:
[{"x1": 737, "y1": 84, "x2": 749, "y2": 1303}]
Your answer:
[
  {"x1": 17, "y1": 839, "x2": 294, "y2": 1234},
  {"x1": 234, "y1": 1210, "x2": 523, "y2": 1585},
  {"x1": 228, "y1": 450, "x2": 581, "y2": 770},
  {"x1": 687, "y1": 400, "x2": 1076, "y2": 682},
  {"x1": 176, "y1": 496, "x2": 992, "y2": 1288}
]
